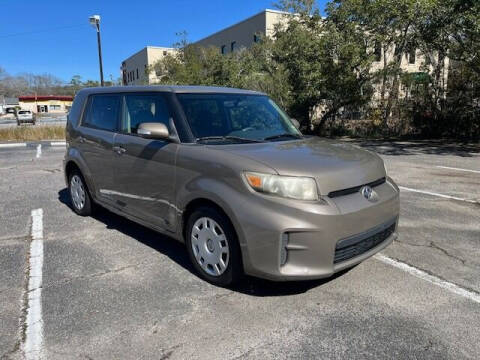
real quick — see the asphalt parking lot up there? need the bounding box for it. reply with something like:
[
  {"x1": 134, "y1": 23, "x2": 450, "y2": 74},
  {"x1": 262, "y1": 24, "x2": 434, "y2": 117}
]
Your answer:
[{"x1": 1, "y1": 139, "x2": 479, "y2": 359}]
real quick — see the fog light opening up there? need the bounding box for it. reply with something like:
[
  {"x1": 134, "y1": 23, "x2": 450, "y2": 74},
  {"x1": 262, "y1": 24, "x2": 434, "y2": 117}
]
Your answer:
[{"x1": 280, "y1": 233, "x2": 289, "y2": 266}]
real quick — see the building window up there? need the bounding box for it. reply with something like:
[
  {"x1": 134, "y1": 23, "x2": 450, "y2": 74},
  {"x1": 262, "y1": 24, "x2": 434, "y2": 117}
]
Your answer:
[
  {"x1": 221, "y1": 45, "x2": 226, "y2": 54},
  {"x1": 231, "y1": 41, "x2": 236, "y2": 52},
  {"x1": 136, "y1": 68, "x2": 139, "y2": 79},
  {"x1": 374, "y1": 41, "x2": 382, "y2": 62},
  {"x1": 408, "y1": 47, "x2": 416, "y2": 64},
  {"x1": 163, "y1": 51, "x2": 167, "y2": 56},
  {"x1": 254, "y1": 34, "x2": 260, "y2": 43},
  {"x1": 50, "y1": 105, "x2": 61, "y2": 110}
]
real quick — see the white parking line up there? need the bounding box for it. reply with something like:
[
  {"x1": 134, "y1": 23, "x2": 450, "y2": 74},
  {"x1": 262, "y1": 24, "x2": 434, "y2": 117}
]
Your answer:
[
  {"x1": 375, "y1": 254, "x2": 480, "y2": 304},
  {"x1": 436, "y1": 166, "x2": 480, "y2": 174},
  {"x1": 24, "y1": 208, "x2": 44, "y2": 359},
  {"x1": 36, "y1": 144, "x2": 41, "y2": 159},
  {"x1": 50, "y1": 141, "x2": 66, "y2": 146},
  {"x1": 399, "y1": 186, "x2": 479, "y2": 204},
  {"x1": 0, "y1": 143, "x2": 27, "y2": 148}
]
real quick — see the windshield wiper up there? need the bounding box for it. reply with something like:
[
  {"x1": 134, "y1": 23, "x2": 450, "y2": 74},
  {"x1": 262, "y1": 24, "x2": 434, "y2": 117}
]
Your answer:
[
  {"x1": 263, "y1": 133, "x2": 303, "y2": 141},
  {"x1": 196, "y1": 136, "x2": 263, "y2": 143}
]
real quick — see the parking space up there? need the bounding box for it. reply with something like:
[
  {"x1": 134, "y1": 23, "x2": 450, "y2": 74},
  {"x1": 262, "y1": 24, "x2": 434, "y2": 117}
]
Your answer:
[{"x1": 0, "y1": 141, "x2": 479, "y2": 359}]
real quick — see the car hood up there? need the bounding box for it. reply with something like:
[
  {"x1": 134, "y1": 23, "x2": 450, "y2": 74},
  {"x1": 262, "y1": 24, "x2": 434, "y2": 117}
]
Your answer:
[{"x1": 215, "y1": 137, "x2": 386, "y2": 195}]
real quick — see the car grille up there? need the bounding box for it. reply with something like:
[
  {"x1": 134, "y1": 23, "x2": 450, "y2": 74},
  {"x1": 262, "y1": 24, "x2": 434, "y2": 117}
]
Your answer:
[
  {"x1": 334, "y1": 219, "x2": 396, "y2": 264},
  {"x1": 328, "y1": 177, "x2": 386, "y2": 198}
]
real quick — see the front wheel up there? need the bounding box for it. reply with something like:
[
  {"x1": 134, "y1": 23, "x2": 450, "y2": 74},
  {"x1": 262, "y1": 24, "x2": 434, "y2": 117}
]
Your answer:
[
  {"x1": 186, "y1": 207, "x2": 243, "y2": 286},
  {"x1": 68, "y1": 170, "x2": 93, "y2": 216}
]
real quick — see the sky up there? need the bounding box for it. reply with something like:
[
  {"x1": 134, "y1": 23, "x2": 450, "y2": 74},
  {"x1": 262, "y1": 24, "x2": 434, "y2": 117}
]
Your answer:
[{"x1": 0, "y1": 1, "x2": 328, "y2": 83}]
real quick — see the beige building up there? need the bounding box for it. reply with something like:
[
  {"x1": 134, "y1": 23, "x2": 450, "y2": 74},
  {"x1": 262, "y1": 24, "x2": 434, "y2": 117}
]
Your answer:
[
  {"x1": 121, "y1": 46, "x2": 176, "y2": 85},
  {"x1": 370, "y1": 45, "x2": 450, "y2": 102},
  {"x1": 195, "y1": 9, "x2": 288, "y2": 54},
  {"x1": 119, "y1": 10, "x2": 289, "y2": 85},
  {"x1": 19, "y1": 95, "x2": 73, "y2": 114}
]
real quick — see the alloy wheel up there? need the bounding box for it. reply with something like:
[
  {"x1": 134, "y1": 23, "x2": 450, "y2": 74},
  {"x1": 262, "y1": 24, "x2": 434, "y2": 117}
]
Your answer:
[{"x1": 70, "y1": 175, "x2": 86, "y2": 210}]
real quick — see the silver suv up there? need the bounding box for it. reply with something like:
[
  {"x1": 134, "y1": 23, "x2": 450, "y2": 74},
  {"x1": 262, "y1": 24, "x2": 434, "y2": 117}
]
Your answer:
[{"x1": 64, "y1": 86, "x2": 399, "y2": 286}]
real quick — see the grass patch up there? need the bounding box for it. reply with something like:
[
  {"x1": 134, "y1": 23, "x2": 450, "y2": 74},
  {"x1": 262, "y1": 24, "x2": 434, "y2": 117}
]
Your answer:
[{"x1": 0, "y1": 125, "x2": 65, "y2": 141}]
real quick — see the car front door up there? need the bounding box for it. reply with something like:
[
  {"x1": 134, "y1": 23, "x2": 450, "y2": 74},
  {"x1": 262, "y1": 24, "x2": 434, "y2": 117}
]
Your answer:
[
  {"x1": 110, "y1": 92, "x2": 178, "y2": 232},
  {"x1": 77, "y1": 93, "x2": 121, "y2": 205}
]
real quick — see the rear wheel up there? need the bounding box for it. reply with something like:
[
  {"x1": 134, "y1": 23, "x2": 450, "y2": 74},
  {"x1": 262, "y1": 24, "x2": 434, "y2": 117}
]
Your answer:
[
  {"x1": 186, "y1": 206, "x2": 243, "y2": 286},
  {"x1": 68, "y1": 169, "x2": 93, "y2": 216}
]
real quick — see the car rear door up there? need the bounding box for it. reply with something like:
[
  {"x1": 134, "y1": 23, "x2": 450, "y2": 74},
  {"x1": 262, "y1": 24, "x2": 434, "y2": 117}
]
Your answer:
[
  {"x1": 110, "y1": 92, "x2": 178, "y2": 231},
  {"x1": 77, "y1": 93, "x2": 121, "y2": 205}
]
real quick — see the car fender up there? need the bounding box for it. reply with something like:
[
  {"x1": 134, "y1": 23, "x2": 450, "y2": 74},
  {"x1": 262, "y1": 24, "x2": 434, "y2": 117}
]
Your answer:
[
  {"x1": 175, "y1": 177, "x2": 248, "y2": 247},
  {"x1": 64, "y1": 147, "x2": 97, "y2": 199}
]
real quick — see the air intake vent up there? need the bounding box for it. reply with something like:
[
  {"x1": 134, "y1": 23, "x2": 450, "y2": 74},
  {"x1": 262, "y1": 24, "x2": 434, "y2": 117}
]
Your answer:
[{"x1": 334, "y1": 218, "x2": 396, "y2": 264}]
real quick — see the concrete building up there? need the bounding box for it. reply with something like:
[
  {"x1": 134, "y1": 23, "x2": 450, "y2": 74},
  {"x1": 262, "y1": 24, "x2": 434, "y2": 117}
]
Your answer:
[
  {"x1": 19, "y1": 95, "x2": 73, "y2": 114},
  {"x1": 119, "y1": 10, "x2": 288, "y2": 85},
  {"x1": 195, "y1": 9, "x2": 289, "y2": 54},
  {"x1": 121, "y1": 46, "x2": 176, "y2": 85}
]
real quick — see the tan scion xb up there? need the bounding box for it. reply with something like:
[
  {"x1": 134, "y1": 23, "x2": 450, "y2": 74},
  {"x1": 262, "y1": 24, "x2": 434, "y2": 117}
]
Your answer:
[{"x1": 64, "y1": 86, "x2": 400, "y2": 286}]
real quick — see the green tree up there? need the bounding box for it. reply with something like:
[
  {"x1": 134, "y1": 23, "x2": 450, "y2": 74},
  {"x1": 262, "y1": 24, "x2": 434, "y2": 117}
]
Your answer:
[{"x1": 273, "y1": 1, "x2": 374, "y2": 132}]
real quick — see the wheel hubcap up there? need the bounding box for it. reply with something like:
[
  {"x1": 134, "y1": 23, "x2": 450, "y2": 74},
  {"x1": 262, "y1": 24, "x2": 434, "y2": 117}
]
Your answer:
[
  {"x1": 191, "y1": 217, "x2": 229, "y2": 277},
  {"x1": 70, "y1": 175, "x2": 86, "y2": 210}
]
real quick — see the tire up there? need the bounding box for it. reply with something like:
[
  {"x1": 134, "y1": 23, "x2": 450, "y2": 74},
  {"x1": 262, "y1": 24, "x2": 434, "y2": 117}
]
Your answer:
[
  {"x1": 186, "y1": 206, "x2": 243, "y2": 286},
  {"x1": 68, "y1": 169, "x2": 93, "y2": 216}
]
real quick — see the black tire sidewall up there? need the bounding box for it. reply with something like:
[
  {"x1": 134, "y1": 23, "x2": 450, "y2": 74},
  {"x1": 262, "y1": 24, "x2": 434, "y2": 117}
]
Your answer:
[
  {"x1": 68, "y1": 170, "x2": 92, "y2": 216},
  {"x1": 185, "y1": 206, "x2": 242, "y2": 287}
]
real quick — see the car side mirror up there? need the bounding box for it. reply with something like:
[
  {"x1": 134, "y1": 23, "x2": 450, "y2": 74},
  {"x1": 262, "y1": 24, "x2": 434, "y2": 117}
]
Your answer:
[
  {"x1": 291, "y1": 118, "x2": 300, "y2": 129},
  {"x1": 137, "y1": 122, "x2": 170, "y2": 140}
]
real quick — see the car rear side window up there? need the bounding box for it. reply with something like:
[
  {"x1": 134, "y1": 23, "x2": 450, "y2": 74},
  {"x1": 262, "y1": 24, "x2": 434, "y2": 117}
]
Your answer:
[
  {"x1": 122, "y1": 93, "x2": 172, "y2": 134},
  {"x1": 83, "y1": 94, "x2": 120, "y2": 131}
]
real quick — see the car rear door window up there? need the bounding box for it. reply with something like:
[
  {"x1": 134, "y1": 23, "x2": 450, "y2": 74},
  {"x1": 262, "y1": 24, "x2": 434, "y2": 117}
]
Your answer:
[
  {"x1": 121, "y1": 93, "x2": 172, "y2": 134},
  {"x1": 83, "y1": 94, "x2": 120, "y2": 131}
]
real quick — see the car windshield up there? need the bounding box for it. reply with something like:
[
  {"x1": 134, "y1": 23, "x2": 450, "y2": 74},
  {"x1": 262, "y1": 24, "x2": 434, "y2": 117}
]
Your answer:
[{"x1": 177, "y1": 94, "x2": 301, "y2": 143}]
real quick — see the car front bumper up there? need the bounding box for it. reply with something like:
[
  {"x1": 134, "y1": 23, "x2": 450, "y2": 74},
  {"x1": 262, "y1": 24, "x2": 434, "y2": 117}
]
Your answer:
[{"x1": 236, "y1": 178, "x2": 400, "y2": 281}]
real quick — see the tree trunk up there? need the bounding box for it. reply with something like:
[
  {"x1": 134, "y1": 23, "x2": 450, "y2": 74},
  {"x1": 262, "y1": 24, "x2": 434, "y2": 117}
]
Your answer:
[
  {"x1": 383, "y1": 25, "x2": 411, "y2": 126},
  {"x1": 380, "y1": 46, "x2": 388, "y2": 107}
]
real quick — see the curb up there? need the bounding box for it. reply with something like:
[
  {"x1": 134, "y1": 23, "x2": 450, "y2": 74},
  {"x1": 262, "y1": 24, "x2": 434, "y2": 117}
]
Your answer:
[{"x1": 0, "y1": 141, "x2": 66, "y2": 149}]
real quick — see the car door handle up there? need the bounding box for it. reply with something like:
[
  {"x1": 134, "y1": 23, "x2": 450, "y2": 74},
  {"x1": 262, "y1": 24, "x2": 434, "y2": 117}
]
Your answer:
[{"x1": 113, "y1": 146, "x2": 126, "y2": 155}]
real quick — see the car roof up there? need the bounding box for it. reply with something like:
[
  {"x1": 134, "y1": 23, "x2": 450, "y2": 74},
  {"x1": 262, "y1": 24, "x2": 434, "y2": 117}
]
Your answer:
[{"x1": 76, "y1": 85, "x2": 265, "y2": 96}]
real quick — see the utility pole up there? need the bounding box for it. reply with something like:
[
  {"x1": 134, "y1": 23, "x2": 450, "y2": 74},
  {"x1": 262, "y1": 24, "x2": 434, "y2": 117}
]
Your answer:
[{"x1": 89, "y1": 15, "x2": 104, "y2": 86}]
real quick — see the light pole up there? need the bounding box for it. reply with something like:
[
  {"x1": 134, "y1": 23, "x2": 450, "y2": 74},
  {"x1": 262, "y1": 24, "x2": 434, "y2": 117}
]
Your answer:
[{"x1": 89, "y1": 15, "x2": 104, "y2": 86}]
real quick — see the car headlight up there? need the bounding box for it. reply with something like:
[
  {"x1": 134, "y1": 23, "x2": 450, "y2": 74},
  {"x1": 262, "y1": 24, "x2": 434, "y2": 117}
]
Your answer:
[{"x1": 244, "y1": 172, "x2": 318, "y2": 201}]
